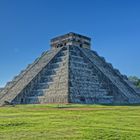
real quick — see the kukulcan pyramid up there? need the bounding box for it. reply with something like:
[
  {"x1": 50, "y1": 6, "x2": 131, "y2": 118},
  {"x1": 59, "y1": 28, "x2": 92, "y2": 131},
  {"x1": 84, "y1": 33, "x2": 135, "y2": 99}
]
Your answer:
[{"x1": 0, "y1": 32, "x2": 140, "y2": 105}]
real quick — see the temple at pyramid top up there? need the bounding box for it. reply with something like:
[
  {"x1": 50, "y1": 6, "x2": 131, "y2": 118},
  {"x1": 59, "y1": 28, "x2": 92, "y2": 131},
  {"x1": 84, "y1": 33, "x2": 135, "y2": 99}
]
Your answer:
[{"x1": 50, "y1": 32, "x2": 91, "y2": 49}]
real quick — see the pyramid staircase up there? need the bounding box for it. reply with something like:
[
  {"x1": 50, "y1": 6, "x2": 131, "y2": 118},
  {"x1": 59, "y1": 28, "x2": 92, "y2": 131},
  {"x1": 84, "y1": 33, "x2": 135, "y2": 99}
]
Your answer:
[
  {"x1": 0, "y1": 32, "x2": 140, "y2": 105},
  {"x1": 0, "y1": 47, "x2": 65, "y2": 105},
  {"x1": 18, "y1": 47, "x2": 69, "y2": 104},
  {"x1": 78, "y1": 47, "x2": 140, "y2": 103}
]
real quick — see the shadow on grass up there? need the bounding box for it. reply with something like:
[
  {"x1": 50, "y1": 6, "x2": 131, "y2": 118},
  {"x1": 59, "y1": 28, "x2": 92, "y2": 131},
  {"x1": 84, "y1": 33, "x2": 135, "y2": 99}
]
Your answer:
[{"x1": 55, "y1": 103, "x2": 140, "y2": 108}]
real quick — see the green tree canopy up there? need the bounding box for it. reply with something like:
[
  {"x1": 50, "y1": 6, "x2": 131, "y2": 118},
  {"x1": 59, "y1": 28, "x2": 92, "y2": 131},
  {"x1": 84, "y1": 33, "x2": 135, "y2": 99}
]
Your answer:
[{"x1": 128, "y1": 76, "x2": 140, "y2": 88}]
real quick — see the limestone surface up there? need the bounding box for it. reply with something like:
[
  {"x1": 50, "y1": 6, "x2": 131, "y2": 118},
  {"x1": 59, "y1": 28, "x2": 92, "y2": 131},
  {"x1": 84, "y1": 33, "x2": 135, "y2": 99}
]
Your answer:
[{"x1": 0, "y1": 32, "x2": 140, "y2": 105}]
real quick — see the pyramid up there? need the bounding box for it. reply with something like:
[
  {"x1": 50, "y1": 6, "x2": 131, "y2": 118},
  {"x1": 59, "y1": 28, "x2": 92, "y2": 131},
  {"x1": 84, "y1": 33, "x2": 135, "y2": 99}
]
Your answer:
[{"x1": 0, "y1": 32, "x2": 140, "y2": 105}]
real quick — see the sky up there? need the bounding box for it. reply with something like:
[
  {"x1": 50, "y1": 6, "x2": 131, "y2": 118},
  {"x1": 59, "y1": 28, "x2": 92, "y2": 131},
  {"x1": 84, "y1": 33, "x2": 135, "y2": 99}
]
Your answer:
[{"x1": 0, "y1": 0, "x2": 140, "y2": 87}]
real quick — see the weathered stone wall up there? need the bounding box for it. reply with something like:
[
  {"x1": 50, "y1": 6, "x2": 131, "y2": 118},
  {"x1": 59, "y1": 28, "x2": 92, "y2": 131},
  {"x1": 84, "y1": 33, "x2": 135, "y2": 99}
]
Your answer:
[
  {"x1": 69, "y1": 46, "x2": 115, "y2": 104},
  {"x1": 79, "y1": 47, "x2": 140, "y2": 104},
  {"x1": 0, "y1": 48, "x2": 62, "y2": 105},
  {"x1": 13, "y1": 46, "x2": 69, "y2": 104}
]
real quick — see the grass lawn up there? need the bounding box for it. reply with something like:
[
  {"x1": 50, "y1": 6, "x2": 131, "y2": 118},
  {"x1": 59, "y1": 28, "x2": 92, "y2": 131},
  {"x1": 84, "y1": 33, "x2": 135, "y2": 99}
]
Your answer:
[{"x1": 0, "y1": 104, "x2": 140, "y2": 140}]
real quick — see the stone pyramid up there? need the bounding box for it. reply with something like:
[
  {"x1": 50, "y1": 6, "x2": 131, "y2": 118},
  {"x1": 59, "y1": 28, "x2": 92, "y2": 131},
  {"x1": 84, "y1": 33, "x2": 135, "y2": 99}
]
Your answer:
[{"x1": 0, "y1": 32, "x2": 140, "y2": 105}]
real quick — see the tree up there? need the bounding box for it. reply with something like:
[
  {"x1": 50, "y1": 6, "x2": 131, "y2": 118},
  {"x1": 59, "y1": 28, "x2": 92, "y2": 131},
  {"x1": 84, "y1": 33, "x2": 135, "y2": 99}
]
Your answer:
[
  {"x1": 136, "y1": 79, "x2": 140, "y2": 87},
  {"x1": 128, "y1": 76, "x2": 140, "y2": 88}
]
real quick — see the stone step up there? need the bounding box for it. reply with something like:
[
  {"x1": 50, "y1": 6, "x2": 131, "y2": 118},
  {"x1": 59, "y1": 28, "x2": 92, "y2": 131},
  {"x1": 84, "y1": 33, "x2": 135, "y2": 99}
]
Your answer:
[
  {"x1": 49, "y1": 61, "x2": 67, "y2": 69},
  {"x1": 25, "y1": 94, "x2": 68, "y2": 104},
  {"x1": 54, "y1": 56, "x2": 67, "y2": 63},
  {"x1": 70, "y1": 62, "x2": 88, "y2": 68},
  {"x1": 35, "y1": 82, "x2": 51, "y2": 89},
  {"x1": 42, "y1": 76, "x2": 64, "y2": 82},
  {"x1": 31, "y1": 81, "x2": 68, "y2": 94},
  {"x1": 30, "y1": 88, "x2": 55, "y2": 96},
  {"x1": 70, "y1": 55, "x2": 84, "y2": 61},
  {"x1": 41, "y1": 76, "x2": 54, "y2": 83},
  {"x1": 70, "y1": 80, "x2": 99, "y2": 84},
  {"x1": 44, "y1": 65, "x2": 67, "y2": 75},
  {"x1": 58, "y1": 50, "x2": 67, "y2": 56},
  {"x1": 69, "y1": 89, "x2": 107, "y2": 96},
  {"x1": 40, "y1": 74, "x2": 67, "y2": 83}
]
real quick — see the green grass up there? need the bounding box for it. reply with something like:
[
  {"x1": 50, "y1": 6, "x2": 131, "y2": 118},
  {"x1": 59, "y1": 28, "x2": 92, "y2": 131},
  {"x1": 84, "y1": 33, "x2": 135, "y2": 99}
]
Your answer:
[{"x1": 0, "y1": 104, "x2": 140, "y2": 140}]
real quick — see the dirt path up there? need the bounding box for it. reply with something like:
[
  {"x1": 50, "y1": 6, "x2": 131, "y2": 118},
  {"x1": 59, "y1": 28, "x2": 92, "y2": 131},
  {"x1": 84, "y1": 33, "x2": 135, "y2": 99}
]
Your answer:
[{"x1": 30, "y1": 107, "x2": 118, "y2": 111}]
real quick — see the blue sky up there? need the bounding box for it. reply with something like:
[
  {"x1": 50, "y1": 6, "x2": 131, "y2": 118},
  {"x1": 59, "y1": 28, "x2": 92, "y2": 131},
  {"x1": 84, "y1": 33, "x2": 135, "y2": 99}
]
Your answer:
[{"x1": 0, "y1": 0, "x2": 140, "y2": 87}]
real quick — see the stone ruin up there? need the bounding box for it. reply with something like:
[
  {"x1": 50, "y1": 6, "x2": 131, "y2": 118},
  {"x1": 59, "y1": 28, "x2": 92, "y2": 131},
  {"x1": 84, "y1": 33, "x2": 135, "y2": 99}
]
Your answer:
[{"x1": 0, "y1": 32, "x2": 140, "y2": 105}]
